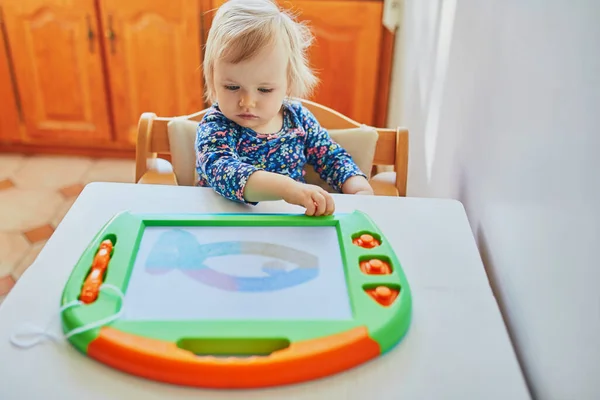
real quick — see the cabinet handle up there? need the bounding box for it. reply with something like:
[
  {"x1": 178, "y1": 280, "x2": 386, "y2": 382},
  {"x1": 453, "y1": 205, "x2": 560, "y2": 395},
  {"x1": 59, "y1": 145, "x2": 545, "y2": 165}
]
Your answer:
[
  {"x1": 86, "y1": 15, "x2": 95, "y2": 53},
  {"x1": 0, "y1": 5, "x2": 24, "y2": 122},
  {"x1": 199, "y1": 12, "x2": 206, "y2": 51},
  {"x1": 105, "y1": 15, "x2": 116, "y2": 54}
]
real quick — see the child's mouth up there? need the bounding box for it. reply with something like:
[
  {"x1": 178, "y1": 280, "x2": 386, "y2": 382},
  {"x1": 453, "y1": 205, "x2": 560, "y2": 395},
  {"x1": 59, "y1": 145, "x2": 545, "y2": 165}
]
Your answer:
[{"x1": 238, "y1": 114, "x2": 258, "y2": 120}]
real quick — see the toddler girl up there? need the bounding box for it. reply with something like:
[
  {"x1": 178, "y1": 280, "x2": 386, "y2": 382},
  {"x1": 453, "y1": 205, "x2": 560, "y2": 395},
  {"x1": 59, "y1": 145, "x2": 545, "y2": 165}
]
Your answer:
[{"x1": 196, "y1": 0, "x2": 374, "y2": 216}]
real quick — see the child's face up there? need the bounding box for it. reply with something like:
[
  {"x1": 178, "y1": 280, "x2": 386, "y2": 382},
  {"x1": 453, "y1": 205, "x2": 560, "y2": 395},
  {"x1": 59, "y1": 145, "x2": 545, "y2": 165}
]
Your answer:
[{"x1": 213, "y1": 39, "x2": 289, "y2": 134}]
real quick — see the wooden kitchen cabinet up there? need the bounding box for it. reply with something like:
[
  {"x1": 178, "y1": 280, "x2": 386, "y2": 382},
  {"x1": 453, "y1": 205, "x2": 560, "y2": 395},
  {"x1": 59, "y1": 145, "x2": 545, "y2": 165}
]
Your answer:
[
  {"x1": 0, "y1": 23, "x2": 20, "y2": 143},
  {"x1": 1, "y1": 0, "x2": 113, "y2": 146},
  {"x1": 0, "y1": 0, "x2": 394, "y2": 157},
  {"x1": 98, "y1": 0, "x2": 204, "y2": 145},
  {"x1": 290, "y1": 1, "x2": 384, "y2": 126}
]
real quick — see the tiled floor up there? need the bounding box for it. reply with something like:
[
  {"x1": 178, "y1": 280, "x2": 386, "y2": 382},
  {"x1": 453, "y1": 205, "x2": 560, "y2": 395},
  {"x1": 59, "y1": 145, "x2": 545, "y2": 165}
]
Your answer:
[{"x1": 0, "y1": 154, "x2": 135, "y2": 305}]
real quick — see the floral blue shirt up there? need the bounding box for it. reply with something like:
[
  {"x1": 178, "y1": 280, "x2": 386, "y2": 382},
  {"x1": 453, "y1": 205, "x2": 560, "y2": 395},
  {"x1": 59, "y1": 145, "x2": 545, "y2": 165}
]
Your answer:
[{"x1": 195, "y1": 100, "x2": 365, "y2": 204}]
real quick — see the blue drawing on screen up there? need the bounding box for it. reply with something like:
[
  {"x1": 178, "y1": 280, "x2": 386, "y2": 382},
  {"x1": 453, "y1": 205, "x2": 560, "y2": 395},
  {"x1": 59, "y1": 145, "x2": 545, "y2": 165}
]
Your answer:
[{"x1": 144, "y1": 229, "x2": 319, "y2": 292}]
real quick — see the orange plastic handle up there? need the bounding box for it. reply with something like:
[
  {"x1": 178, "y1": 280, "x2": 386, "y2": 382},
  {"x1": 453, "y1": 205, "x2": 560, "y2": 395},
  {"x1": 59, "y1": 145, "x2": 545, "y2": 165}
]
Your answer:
[
  {"x1": 80, "y1": 239, "x2": 114, "y2": 304},
  {"x1": 80, "y1": 268, "x2": 104, "y2": 304},
  {"x1": 92, "y1": 247, "x2": 111, "y2": 272},
  {"x1": 89, "y1": 326, "x2": 380, "y2": 388}
]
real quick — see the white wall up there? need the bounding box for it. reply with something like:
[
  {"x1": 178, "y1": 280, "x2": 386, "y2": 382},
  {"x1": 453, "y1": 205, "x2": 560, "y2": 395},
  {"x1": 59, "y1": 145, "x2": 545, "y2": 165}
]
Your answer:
[{"x1": 388, "y1": 1, "x2": 600, "y2": 399}]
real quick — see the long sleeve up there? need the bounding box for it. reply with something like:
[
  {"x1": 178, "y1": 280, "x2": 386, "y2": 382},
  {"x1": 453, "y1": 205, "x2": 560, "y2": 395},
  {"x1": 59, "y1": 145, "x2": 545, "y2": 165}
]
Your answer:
[
  {"x1": 195, "y1": 113, "x2": 260, "y2": 204},
  {"x1": 299, "y1": 106, "x2": 366, "y2": 192}
]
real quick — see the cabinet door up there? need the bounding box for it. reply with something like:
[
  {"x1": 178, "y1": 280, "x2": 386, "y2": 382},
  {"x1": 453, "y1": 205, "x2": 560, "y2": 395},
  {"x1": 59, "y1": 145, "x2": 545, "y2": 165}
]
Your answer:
[
  {"x1": 1, "y1": 0, "x2": 112, "y2": 144},
  {"x1": 292, "y1": 1, "x2": 383, "y2": 125},
  {"x1": 99, "y1": 0, "x2": 204, "y2": 144},
  {"x1": 0, "y1": 23, "x2": 21, "y2": 143}
]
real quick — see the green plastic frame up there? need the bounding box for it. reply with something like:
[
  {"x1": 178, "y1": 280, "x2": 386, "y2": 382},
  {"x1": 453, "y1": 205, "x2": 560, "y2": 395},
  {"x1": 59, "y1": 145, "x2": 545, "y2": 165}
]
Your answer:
[{"x1": 60, "y1": 210, "x2": 412, "y2": 387}]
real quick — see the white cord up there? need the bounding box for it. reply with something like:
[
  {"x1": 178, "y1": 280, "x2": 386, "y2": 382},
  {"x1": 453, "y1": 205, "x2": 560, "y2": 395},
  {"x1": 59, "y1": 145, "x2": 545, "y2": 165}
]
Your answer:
[{"x1": 9, "y1": 283, "x2": 125, "y2": 349}]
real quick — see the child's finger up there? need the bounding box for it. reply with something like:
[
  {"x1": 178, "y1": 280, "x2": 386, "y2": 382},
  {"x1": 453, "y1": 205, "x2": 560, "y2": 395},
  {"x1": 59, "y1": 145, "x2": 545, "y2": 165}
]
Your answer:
[
  {"x1": 312, "y1": 192, "x2": 327, "y2": 216},
  {"x1": 324, "y1": 192, "x2": 335, "y2": 215},
  {"x1": 316, "y1": 188, "x2": 335, "y2": 216},
  {"x1": 304, "y1": 197, "x2": 316, "y2": 216}
]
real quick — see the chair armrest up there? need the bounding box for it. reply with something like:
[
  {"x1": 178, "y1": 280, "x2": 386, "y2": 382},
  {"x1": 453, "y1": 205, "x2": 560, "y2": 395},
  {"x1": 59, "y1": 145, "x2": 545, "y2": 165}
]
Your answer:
[
  {"x1": 137, "y1": 158, "x2": 178, "y2": 185},
  {"x1": 369, "y1": 172, "x2": 399, "y2": 196}
]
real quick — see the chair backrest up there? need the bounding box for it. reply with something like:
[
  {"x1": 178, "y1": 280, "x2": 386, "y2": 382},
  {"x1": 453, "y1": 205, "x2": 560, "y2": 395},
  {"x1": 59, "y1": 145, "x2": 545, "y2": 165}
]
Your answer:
[{"x1": 136, "y1": 98, "x2": 408, "y2": 195}]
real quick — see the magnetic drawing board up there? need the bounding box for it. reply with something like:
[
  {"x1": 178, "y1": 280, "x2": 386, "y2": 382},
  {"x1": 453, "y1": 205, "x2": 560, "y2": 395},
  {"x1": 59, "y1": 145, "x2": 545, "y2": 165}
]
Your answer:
[
  {"x1": 124, "y1": 226, "x2": 352, "y2": 321},
  {"x1": 60, "y1": 211, "x2": 412, "y2": 389}
]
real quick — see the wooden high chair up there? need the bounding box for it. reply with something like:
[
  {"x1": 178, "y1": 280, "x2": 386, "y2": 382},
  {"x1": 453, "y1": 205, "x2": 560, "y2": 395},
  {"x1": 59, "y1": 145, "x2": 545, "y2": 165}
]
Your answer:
[{"x1": 135, "y1": 99, "x2": 408, "y2": 196}]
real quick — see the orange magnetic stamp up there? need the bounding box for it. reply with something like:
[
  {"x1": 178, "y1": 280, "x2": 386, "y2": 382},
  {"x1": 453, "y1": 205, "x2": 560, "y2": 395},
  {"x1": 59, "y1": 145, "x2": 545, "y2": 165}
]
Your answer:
[
  {"x1": 360, "y1": 258, "x2": 392, "y2": 275},
  {"x1": 365, "y1": 285, "x2": 400, "y2": 307},
  {"x1": 352, "y1": 234, "x2": 381, "y2": 249}
]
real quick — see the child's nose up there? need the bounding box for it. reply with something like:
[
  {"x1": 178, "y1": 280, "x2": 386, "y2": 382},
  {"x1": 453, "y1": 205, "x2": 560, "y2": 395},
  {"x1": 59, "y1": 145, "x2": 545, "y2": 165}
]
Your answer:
[{"x1": 239, "y1": 93, "x2": 255, "y2": 108}]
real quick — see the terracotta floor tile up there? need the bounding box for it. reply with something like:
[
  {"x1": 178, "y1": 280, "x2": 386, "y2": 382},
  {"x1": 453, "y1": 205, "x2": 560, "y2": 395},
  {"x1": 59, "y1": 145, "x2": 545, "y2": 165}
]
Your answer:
[
  {"x1": 24, "y1": 224, "x2": 55, "y2": 243},
  {"x1": 59, "y1": 183, "x2": 84, "y2": 198},
  {"x1": 12, "y1": 241, "x2": 46, "y2": 280},
  {"x1": 0, "y1": 275, "x2": 15, "y2": 296},
  {"x1": 51, "y1": 197, "x2": 77, "y2": 228},
  {"x1": 0, "y1": 178, "x2": 15, "y2": 190},
  {"x1": 82, "y1": 158, "x2": 135, "y2": 183},
  {"x1": 0, "y1": 188, "x2": 64, "y2": 231},
  {"x1": 11, "y1": 155, "x2": 93, "y2": 189},
  {"x1": 0, "y1": 155, "x2": 140, "y2": 284},
  {"x1": 0, "y1": 232, "x2": 31, "y2": 276},
  {"x1": 0, "y1": 154, "x2": 26, "y2": 180}
]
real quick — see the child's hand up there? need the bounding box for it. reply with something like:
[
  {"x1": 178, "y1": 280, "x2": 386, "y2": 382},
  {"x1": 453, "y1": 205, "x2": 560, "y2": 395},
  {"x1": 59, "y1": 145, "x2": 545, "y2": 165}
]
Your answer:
[{"x1": 283, "y1": 181, "x2": 335, "y2": 216}]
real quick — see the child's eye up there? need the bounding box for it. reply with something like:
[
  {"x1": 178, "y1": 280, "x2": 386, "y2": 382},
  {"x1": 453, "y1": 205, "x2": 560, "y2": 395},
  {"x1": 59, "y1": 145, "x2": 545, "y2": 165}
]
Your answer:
[
  {"x1": 224, "y1": 85, "x2": 239, "y2": 91},
  {"x1": 258, "y1": 88, "x2": 273, "y2": 93}
]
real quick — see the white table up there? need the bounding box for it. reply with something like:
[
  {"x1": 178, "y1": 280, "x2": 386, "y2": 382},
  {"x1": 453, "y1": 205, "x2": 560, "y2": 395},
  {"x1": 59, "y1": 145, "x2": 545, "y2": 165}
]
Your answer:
[{"x1": 0, "y1": 183, "x2": 530, "y2": 399}]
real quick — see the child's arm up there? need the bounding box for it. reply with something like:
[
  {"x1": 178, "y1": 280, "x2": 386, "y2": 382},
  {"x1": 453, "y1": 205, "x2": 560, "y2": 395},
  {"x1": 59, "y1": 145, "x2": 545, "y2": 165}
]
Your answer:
[
  {"x1": 244, "y1": 171, "x2": 335, "y2": 215},
  {"x1": 243, "y1": 170, "x2": 297, "y2": 201},
  {"x1": 196, "y1": 118, "x2": 261, "y2": 204},
  {"x1": 341, "y1": 175, "x2": 374, "y2": 195},
  {"x1": 300, "y1": 106, "x2": 374, "y2": 195}
]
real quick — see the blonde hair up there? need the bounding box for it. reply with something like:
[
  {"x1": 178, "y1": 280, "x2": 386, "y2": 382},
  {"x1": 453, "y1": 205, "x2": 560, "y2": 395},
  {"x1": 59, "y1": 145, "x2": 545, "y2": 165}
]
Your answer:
[{"x1": 203, "y1": 0, "x2": 318, "y2": 104}]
